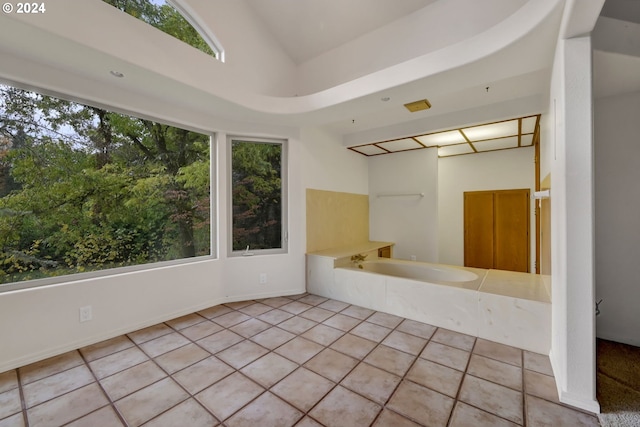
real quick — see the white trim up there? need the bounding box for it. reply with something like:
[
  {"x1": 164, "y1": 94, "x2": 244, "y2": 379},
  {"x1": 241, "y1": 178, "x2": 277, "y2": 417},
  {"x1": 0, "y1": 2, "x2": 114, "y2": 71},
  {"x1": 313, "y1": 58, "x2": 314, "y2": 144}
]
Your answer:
[
  {"x1": 227, "y1": 136, "x2": 288, "y2": 257},
  {"x1": 559, "y1": 391, "x2": 601, "y2": 414},
  {"x1": 167, "y1": 0, "x2": 226, "y2": 62}
]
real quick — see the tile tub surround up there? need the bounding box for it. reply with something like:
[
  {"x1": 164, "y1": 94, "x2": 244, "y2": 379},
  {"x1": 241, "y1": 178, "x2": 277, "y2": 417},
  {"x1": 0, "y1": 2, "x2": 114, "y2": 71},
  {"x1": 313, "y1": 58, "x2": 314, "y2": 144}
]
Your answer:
[
  {"x1": 307, "y1": 254, "x2": 551, "y2": 354},
  {"x1": 0, "y1": 294, "x2": 598, "y2": 427}
]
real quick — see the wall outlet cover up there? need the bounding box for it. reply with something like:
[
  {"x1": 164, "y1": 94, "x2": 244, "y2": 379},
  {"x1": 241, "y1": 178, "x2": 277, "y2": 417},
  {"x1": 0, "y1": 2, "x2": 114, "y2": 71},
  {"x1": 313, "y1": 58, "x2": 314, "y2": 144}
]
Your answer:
[{"x1": 79, "y1": 305, "x2": 92, "y2": 322}]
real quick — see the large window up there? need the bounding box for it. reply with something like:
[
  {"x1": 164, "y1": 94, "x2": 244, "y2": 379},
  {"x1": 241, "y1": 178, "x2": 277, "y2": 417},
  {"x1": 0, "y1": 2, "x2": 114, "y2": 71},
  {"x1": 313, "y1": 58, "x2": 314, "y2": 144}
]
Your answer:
[
  {"x1": 0, "y1": 85, "x2": 212, "y2": 288},
  {"x1": 230, "y1": 138, "x2": 287, "y2": 255},
  {"x1": 102, "y1": 0, "x2": 224, "y2": 61}
]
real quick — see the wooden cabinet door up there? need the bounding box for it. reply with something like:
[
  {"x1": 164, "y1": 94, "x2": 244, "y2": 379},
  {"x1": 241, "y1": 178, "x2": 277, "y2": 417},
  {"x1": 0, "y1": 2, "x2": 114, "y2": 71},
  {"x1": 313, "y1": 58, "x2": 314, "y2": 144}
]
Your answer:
[
  {"x1": 464, "y1": 189, "x2": 530, "y2": 272},
  {"x1": 464, "y1": 192, "x2": 494, "y2": 269},
  {"x1": 494, "y1": 190, "x2": 529, "y2": 272}
]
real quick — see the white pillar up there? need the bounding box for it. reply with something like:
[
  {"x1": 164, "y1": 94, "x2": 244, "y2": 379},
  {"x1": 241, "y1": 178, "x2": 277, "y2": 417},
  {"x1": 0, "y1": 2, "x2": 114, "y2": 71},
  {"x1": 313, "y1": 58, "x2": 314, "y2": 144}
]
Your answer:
[{"x1": 552, "y1": 35, "x2": 599, "y2": 413}]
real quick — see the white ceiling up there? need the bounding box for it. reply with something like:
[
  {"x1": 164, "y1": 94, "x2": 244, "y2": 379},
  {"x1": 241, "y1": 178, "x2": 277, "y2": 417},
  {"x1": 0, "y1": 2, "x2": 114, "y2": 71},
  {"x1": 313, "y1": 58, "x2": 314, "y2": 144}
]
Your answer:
[
  {"x1": 600, "y1": 0, "x2": 640, "y2": 24},
  {"x1": 0, "y1": 0, "x2": 632, "y2": 147},
  {"x1": 593, "y1": 0, "x2": 640, "y2": 100}
]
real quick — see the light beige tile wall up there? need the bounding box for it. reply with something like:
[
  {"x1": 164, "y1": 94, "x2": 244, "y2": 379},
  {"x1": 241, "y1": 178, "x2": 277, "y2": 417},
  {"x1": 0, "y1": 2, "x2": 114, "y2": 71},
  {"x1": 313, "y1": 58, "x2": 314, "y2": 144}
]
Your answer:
[{"x1": 306, "y1": 189, "x2": 369, "y2": 252}]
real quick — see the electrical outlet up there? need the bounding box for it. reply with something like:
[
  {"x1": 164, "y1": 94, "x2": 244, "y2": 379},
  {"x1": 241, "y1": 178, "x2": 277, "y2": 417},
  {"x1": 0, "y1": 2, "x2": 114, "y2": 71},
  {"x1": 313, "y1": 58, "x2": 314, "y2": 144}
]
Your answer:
[
  {"x1": 259, "y1": 273, "x2": 267, "y2": 284},
  {"x1": 410, "y1": 255, "x2": 417, "y2": 261},
  {"x1": 79, "y1": 305, "x2": 92, "y2": 322}
]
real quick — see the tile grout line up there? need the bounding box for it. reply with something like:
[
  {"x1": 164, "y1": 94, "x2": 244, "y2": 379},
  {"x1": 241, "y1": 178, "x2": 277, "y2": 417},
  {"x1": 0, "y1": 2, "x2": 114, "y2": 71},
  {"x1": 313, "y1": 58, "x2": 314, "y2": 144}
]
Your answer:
[
  {"x1": 522, "y1": 349, "x2": 527, "y2": 427},
  {"x1": 130, "y1": 304, "x2": 281, "y2": 425},
  {"x1": 75, "y1": 349, "x2": 129, "y2": 427},
  {"x1": 133, "y1": 321, "x2": 225, "y2": 426},
  {"x1": 280, "y1": 303, "x2": 371, "y2": 426},
  {"x1": 445, "y1": 333, "x2": 477, "y2": 427},
  {"x1": 164, "y1": 303, "x2": 308, "y2": 425},
  {"x1": 450, "y1": 339, "x2": 534, "y2": 426},
  {"x1": 196, "y1": 298, "x2": 311, "y2": 425},
  {"x1": 15, "y1": 368, "x2": 30, "y2": 427},
  {"x1": 368, "y1": 325, "x2": 436, "y2": 426},
  {"x1": 15, "y1": 294, "x2": 576, "y2": 427},
  {"x1": 231, "y1": 299, "x2": 374, "y2": 425},
  {"x1": 162, "y1": 296, "x2": 306, "y2": 425},
  {"x1": 18, "y1": 351, "x2": 123, "y2": 426}
]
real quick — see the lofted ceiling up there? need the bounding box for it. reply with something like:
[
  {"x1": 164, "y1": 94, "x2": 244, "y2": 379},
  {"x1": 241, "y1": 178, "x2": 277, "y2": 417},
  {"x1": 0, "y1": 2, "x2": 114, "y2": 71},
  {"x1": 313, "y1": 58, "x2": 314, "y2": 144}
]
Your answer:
[
  {"x1": 593, "y1": 0, "x2": 640, "y2": 100},
  {"x1": 244, "y1": 0, "x2": 436, "y2": 64},
  {"x1": 0, "y1": 0, "x2": 628, "y2": 149}
]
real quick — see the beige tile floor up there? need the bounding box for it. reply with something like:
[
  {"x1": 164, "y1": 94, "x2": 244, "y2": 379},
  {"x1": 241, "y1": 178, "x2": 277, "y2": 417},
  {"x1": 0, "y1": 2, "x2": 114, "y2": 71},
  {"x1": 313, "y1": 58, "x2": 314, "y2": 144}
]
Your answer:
[{"x1": 0, "y1": 293, "x2": 600, "y2": 427}]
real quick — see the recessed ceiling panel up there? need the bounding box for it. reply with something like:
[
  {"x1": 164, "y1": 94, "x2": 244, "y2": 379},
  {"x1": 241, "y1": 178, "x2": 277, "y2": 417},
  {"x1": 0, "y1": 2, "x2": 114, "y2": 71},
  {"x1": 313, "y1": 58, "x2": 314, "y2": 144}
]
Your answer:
[
  {"x1": 378, "y1": 138, "x2": 422, "y2": 152},
  {"x1": 351, "y1": 145, "x2": 387, "y2": 155},
  {"x1": 463, "y1": 120, "x2": 519, "y2": 141},
  {"x1": 416, "y1": 130, "x2": 466, "y2": 147},
  {"x1": 474, "y1": 136, "x2": 519, "y2": 152},
  {"x1": 520, "y1": 134, "x2": 534, "y2": 146},
  {"x1": 348, "y1": 114, "x2": 540, "y2": 158},
  {"x1": 438, "y1": 144, "x2": 474, "y2": 157},
  {"x1": 521, "y1": 116, "x2": 537, "y2": 134}
]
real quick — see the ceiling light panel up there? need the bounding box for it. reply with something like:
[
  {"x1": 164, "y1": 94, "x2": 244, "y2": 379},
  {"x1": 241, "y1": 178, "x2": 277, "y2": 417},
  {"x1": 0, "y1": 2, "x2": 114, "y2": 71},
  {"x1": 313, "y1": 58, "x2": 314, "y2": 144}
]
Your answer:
[
  {"x1": 521, "y1": 116, "x2": 537, "y2": 134},
  {"x1": 438, "y1": 144, "x2": 474, "y2": 157},
  {"x1": 404, "y1": 99, "x2": 431, "y2": 112},
  {"x1": 520, "y1": 134, "x2": 534, "y2": 146},
  {"x1": 351, "y1": 145, "x2": 387, "y2": 156},
  {"x1": 377, "y1": 138, "x2": 422, "y2": 152},
  {"x1": 474, "y1": 136, "x2": 519, "y2": 152},
  {"x1": 463, "y1": 120, "x2": 519, "y2": 141},
  {"x1": 416, "y1": 130, "x2": 466, "y2": 147}
]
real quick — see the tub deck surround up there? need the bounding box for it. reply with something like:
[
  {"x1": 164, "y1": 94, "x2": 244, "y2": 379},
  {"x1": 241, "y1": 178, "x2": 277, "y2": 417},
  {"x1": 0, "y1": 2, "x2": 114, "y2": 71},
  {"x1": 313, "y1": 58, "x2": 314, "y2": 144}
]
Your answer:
[
  {"x1": 306, "y1": 252, "x2": 551, "y2": 354},
  {"x1": 307, "y1": 241, "x2": 395, "y2": 261},
  {"x1": 480, "y1": 269, "x2": 550, "y2": 303}
]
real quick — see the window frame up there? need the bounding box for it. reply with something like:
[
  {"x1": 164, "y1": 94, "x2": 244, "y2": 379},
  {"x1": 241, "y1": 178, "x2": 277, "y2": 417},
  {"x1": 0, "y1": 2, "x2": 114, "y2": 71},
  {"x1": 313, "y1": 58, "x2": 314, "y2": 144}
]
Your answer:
[
  {"x1": 0, "y1": 79, "x2": 217, "y2": 293},
  {"x1": 227, "y1": 136, "x2": 288, "y2": 257},
  {"x1": 167, "y1": 0, "x2": 226, "y2": 61}
]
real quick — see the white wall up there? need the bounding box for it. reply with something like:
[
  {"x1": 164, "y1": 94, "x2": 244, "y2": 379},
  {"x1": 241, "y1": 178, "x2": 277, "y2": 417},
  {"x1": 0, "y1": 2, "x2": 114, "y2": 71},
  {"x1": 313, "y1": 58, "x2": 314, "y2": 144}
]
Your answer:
[
  {"x1": 0, "y1": 260, "x2": 222, "y2": 374},
  {"x1": 299, "y1": 127, "x2": 369, "y2": 195},
  {"x1": 594, "y1": 90, "x2": 640, "y2": 346},
  {"x1": 368, "y1": 149, "x2": 438, "y2": 262},
  {"x1": 0, "y1": 121, "x2": 369, "y2": 373},
  {"x1": 0, "y1": 127, "x2": 306, "y2": 372},
  {"x1": 0, "y1": 85, "x2": 371, "y2": 373},
  {"x1": 543, "y1": 34, "x2": 599, "y2": 413},
  {"x1": 438, "y1": 147, "x2": 536, "y2": 270}
]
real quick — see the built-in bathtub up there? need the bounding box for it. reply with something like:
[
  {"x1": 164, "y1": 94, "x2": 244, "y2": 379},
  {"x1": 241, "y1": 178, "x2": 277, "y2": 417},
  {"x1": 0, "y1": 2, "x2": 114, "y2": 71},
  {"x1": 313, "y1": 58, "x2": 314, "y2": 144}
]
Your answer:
[
  {"x1": 356, "y1": 258, "x2": 479, "y2": 283},
  {"x1": 306, "y1": 246, "x2": 551, "y2": 353}
]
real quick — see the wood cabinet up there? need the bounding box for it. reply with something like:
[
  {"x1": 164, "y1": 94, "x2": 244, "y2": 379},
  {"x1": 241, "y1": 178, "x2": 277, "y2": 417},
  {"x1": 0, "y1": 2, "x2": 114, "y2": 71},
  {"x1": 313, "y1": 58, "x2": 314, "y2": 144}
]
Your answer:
[
  {"x1": 464, "y1": 189, "x2": 530, "y2": 272},
  {"x1": 378, "y1": 246, "x2": 391, "y2": 258}
]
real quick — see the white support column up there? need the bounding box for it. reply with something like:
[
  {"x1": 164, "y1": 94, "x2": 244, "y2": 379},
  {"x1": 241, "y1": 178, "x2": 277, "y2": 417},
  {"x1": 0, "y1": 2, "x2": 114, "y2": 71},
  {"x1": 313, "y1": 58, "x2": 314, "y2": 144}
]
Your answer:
[{"x1": 558, "y1": 35, "x2": 600, "y2": 413}]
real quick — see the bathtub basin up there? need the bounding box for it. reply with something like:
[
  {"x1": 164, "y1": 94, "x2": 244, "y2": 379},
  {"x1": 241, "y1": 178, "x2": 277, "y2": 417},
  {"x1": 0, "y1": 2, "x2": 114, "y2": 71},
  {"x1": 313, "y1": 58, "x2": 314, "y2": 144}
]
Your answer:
[{"x1": 356, "y1": 258, "x2": 478, "y2": 283}]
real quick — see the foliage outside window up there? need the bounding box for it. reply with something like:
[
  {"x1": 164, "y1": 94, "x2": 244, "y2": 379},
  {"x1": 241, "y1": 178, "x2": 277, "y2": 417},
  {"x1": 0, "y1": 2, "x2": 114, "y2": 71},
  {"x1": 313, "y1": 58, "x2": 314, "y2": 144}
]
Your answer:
[
  {"x1": 231, "y1": 139, "x2": 286, "y2": 254},
  {"x1": 103, "y1": 0, "x2": 222, "y2": 60},
  {"x1": 0, "y1": 85, "x2": 211, "y2": 286}
]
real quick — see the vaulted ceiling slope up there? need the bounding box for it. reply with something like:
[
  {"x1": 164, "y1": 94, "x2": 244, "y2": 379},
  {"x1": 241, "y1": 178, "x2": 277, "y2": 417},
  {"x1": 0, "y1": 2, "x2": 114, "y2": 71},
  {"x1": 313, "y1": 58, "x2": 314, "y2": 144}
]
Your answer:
[
  {"x1": 0, "y1": 0, "x2": 564, "y2": 135},
  {"x1": 593, "y1": 1, "x2": 640, "y2": 100}
]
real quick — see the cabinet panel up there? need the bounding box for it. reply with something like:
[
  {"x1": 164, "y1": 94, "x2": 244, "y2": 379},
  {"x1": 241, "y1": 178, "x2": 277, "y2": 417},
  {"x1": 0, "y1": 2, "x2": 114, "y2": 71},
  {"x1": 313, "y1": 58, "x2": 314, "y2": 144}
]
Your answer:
[
  {"x1": 464, "y1": 189, "x2": 530, "y2": 273},
  {"x1": 494, "y1": 190, "x2": 530, "y2": 272},
  {"x1": 464, "y1": 192, "x2": 495, "y2": 269},
  {"x1": 378, "y1": 246, "x2": 391, "y2": 258}
]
